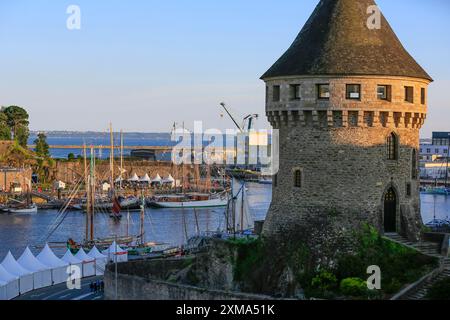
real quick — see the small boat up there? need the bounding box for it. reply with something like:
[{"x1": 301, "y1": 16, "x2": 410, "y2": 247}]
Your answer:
[
  {"x1": 119, "y1": 196, "x2": 141, "y2": 211},
  {"x1": 258, "y1": 177, "x2": 273, "y2": 185},
  {"x1": 7, "y1": 203, "x2": 38, "y2": 214},
  {"x1": 148, "y1": 193, "x2": 228, "y2": 209},
  {"x1": 420, "y1": 187, "x2": 450, "y2": 195}
]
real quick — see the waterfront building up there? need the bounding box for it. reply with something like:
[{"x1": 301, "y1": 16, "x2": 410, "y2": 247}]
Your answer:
[
  {"x1": 0, "y1": 167, "x2": 32, "y2": 193},
  {"x1": 419, "y1": 132, "x2": 450, "y2": 162},
  {"x1": 261, "y1": 0, "x2": 431, "y2": 241}
]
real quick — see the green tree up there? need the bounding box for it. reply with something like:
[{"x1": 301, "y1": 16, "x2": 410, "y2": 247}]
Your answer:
[
  {"x1": 68, "y1": 153, "x2": 75, "y2": 161},
  {"x1": 34, "y1": 132, "x2": 50, "y2": 158},
  {"x1": 0, "y1": 111, "x2": 11, "y2": 140},
  {"x1": 2, "y1": 106, "x2": 30, "y2": 147}
]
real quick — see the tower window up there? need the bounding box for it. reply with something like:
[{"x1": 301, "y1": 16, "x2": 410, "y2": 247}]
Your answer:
[
  {"x1": 421, "y1": 88, "x2": 426, "y2": 105},
  {"x1": 265, "y1": 86, "x2": 269, "y2": 103},
  {"x1": 273, "y1": 85, "x2": 281, "y2": 102},
  {"x1": 317, "y1": 84, "x2": 330, "y2": 100},
  {"x1": 406, "y1": 183, "x2": 412, "y2": 197},
  {"x1": 386, "y1": 133, "x2": 398, "y2": 160},
  {"x1": 294, "y1": 169, "x2": 302, "y2": 188},
  {"x1": 405, "y1": 86, "x2": 414, "y2": 103},
  {"x1": 377, "y1": 85, "x2": 391, "y2": 101},
  {"x1": 290, "y1": 84, "x2": 301, "y2": 100},
  {"x1": 346, "y1": 84, "x2": 361, "y2": 100}
]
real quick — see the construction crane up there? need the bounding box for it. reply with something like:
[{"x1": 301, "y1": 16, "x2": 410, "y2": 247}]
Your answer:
[{"x1": 219, "y1": 102, "x2": 258, "y2": 133}]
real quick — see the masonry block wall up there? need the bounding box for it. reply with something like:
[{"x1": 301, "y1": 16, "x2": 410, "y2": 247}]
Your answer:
[{"x1": 262, "y1": 76, "x2": 430, "y2": 241}]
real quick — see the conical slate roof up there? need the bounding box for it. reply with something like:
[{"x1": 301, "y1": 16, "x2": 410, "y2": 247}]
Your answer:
[{"x1": 261, "y1": 0, "x2": 432, "y2": 81}]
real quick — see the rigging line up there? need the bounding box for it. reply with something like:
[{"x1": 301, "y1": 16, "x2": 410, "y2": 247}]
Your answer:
[
  {"x1": 43, "y1": 180, "x2": 83, "y2": 243},
  {"x1": 40, "y1": 176, "x2": 85, "y2": 242},
  {"x1": 144, "y1": 209, "x2": 157, "y2": 239}
]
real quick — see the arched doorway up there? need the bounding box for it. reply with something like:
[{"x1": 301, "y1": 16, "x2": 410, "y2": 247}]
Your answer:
[{"x1": 384, "y1": 187, "x2": 397, "y2": 233}]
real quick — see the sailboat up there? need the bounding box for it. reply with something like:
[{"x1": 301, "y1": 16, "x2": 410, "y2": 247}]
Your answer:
[
  {"x1": 148, "y1": 192, "x2": 228, "y2": 209},
  {"x1": 6, "y1": 186, "x2": 38, "y2": 215}
]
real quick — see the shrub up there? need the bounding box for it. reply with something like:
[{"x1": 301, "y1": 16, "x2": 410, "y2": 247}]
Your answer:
[
  {"x1": 340, "y1": 278, "x2": 368, "y2": 297},
  {"x1": 426, "y1": 278, "x2": 450, "y2": 300},
  {"x1": 311, "y1": 270, "x2": 338, "y2": 293}
]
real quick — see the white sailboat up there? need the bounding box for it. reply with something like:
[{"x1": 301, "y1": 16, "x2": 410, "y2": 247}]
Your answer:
[{"x1": 7, "y1": 203, "x2": 38, "y2": 214}]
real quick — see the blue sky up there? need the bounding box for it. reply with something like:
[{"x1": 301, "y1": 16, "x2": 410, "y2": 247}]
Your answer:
[{"x1": 0, "y1": 0, "x2": 449, "y2": 136}]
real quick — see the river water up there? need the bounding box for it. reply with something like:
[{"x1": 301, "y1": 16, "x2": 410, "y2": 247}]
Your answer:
[{"x1": 1, "y1": 185, "x2": 449, "y2": 259}]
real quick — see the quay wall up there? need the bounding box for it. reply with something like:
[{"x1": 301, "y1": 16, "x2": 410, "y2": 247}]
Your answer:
[
  {"x1": 51, "y1": 160, "x2": 178, "y2": 184},
  {"x1": 103, "y1": 259, "x2": 274, "y2": 300}
]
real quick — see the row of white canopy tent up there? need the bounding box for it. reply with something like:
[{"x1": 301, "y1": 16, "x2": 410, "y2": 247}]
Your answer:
[
  {"x1": 116, "y1": 173, "x2": 175, "y2": 186},
  {"x1": 0, "y1": 241, "x2": 128, "y2": 300}
]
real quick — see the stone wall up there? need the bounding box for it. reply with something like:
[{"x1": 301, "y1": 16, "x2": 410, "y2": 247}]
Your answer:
[
  {"x1": 103, "y1": 259, "x2": 274, "y2": 300},
  {"x1": 0, "y1": 168, "x2": 32, "y2": 192},
  {"x1": 263, "y1": 75, "x2": 430, "y2": 242},
  {"x1": 52, "y1": 160, "x2": 180, "y2": 184}
]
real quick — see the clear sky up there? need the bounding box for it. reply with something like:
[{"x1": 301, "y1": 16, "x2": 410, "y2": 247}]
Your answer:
[{"x1": 0, "y1": 0, "x2": 449, "y2": 136}]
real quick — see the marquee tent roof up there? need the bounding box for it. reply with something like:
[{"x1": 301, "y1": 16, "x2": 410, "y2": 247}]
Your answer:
[
  {"x1": 61, "y1": 250, "x2": 82, "y2": 265},
  {"x1": 88, "y1": 246, "x2": 107, "y2": 259},
  {"x1": 17, "y1": 247, "x2": 49, "y2": 272},
  {"x1": 128, "y1": 173, "x2": 139, "y2": 182},
  {"x1": 102, "y1": 241, "x2": 127, "y2": 255},
  {"x1": 1, "y1": 251, "x2": 33, "y2": 277},
  {"x1": 0, "y1": 264, "x2": 18, "y2": 283},
  {"x1": 151, "y1": 174, "x2": 162, "y2": 183},
  {"x1": 74, "y1": 248, "x2": 95, "y2": 262},
  {"x1": 162, "y1": 175, "x2": 175, "y2": 183},
  {"x1": 37, "y1": 244, "x2": 69, "y2": 268},
  {"x1": 139, "y1": 173, "x2": 151, "y2": 182}
]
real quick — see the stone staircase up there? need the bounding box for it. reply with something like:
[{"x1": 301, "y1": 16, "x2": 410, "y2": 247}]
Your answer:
[{"x1": 385, "y1": 233, "x2": 450, "y2": 300}]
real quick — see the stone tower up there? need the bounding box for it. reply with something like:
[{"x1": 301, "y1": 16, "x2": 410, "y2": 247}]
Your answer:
[{"x1": 261, "y1": 0, "x2": 432, "y2": 242}]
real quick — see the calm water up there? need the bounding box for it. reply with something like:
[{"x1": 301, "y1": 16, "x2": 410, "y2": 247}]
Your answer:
[
  {"x1": 1, "y1": 186, "x2": 449, "y2": 259},
  {"x1": 28, "y1": 132, "x2": 175, "y2": 159},
  {"x1": 0, "y1": 182, "x2": 271, "y2": 258}
]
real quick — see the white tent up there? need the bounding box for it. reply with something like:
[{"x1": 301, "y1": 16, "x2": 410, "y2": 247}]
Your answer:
[
  {"x1": 1, "y1": 251, "x2": 34, "y2": 294},
  {"x1": 17, "y1": 247, "x2": 52, "y2": 289},
  {"x1": 61, "y1": 250, "x2": 83, "y2": 280},
  {"x1": 102, "y1": 241, "x2": 128, "y2": 263},
  {"x1": 0, "y1": 279, "x2": 6, "y2": 300},
  {"x1": 151, "y1": 174, "x2": 162, "y2": 185},
  {"x1": 162, "y1": 174, "x2": 175, "y2": 187},
  {"x1": 115, "y1": 176, "x2": 124, "y2": 183},
  {"x1": 88, "y1": 246, "x2": 107, "y2": 276},
  {"x1": 139, "y1": 173, "x2": 151, "y2": 183},
  {"x1": 74, "y1": 248, "x2": 96, "y2": 277},
  {"x1": 37, "y1": 244, "x2": 69, "y2": 285},
  {"x1": 0, "y1": 264, "x2": 19, "y2": 300},
  {"x1": 128, "y1": 173, "x2": 139, "y2": 182}
]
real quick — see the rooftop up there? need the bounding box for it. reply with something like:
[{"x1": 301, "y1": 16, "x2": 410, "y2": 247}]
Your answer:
[{"x1": 261, "y1": 0, "x2": 432, "y2": 81}]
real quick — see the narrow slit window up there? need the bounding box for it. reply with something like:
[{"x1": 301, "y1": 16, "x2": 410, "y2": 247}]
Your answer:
[
  {"x1": 290, "y1": 84, "x2": 301, "y2": 100},
  {"x1": 273, "y1": 85, "x2": 281, "y2": 102},
  {"x1": 387, "y1": 133, "x2": 398, "y2": 160},
  {"x1": 421, "y1": 88, "x2": 426, "y2": 105},
  {"x1": 294, "y1": 169, "x2": 302, "y2": 188},
  {"x1": 405, "y1": 86, "x2": 414, "y2": 103}
]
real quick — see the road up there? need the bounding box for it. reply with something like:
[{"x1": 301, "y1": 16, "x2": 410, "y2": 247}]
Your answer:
[{"x1": 15, "y1": 276, "x2": 104, "y2": 300}]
